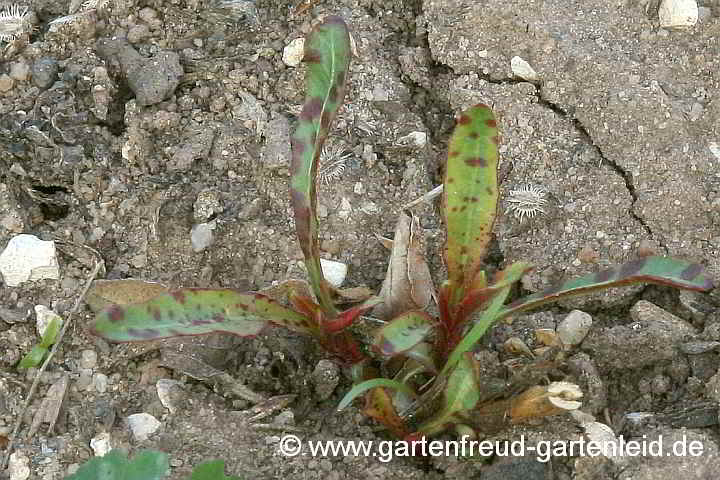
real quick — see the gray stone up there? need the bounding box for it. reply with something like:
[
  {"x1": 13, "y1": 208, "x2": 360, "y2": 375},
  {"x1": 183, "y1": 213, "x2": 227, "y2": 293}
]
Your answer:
[{"x1": 31, "y1": 58, "x2": 59, "y2": 89}]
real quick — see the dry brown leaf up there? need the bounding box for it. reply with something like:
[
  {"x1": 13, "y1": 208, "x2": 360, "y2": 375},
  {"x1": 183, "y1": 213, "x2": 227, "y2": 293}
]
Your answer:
[
  {"x1": 373, "y1": 212, "x2": 436, "y2": 320},
  {"x1": 27, "y1": 374, "x2": 68, "y2": 438}
]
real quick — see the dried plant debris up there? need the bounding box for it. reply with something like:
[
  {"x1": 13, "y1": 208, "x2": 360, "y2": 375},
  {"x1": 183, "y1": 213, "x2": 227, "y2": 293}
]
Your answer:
[
  {"x1": 505, "y1": 183, "x2": 547, "y2": 221},
  {"x1": 27, "y1": 375, "x2": 69, "y2": 438},
  {"x1": 318, "y1": 141, "x2": 352, "y2": 185},
  {"x1": 0, "y1": 4, "x2": 31, "y2": 42}
]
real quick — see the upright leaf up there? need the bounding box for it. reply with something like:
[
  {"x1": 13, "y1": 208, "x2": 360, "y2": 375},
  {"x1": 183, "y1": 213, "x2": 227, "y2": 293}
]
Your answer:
[
  {"x1": 443, "y1": 104, "x2": 499, "y2": 307},
  {"x1": 290, "y1": 15, "x2": 351, "y2": 314},
  {"x1": 500, "y1": 256, "x2": 714, "y2": 319},
  {"x1": 91, "y1": 289, "x2": 315, "y2": 342}
]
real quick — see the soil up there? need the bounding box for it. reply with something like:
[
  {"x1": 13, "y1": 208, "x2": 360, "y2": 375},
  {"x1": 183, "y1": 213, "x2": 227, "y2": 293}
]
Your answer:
[{"x1": 1, "y1": 0, "x2": 720, "y2": 479}]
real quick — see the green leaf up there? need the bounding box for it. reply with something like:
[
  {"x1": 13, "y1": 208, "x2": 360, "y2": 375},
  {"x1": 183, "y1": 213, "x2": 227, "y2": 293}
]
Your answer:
[
  {"x1": 189, "y1": 460, "x2": 241, "y2": 480},
  {"x1": 66, "y1": 449, "x2": 169, "y2": 480},
  {"x1": 443, "y1": 104, "x2": 499, "y2": 307},
  {"x1": 500, "y1": 256, "x2": 714, "y2": 319},
  {"x1": 416, "y1": 353, "x2": 479, "y2": 436},
  {"x1": 372, "y1": 311, "x2": 435, "y2": 356},
  {"x1": 91, "y1": 289, "x2": 314, "y2": 342},
  {"x1": 442, "y1": 262, "x2": 528, "y2": 377},
  {"x1": 290, "y1": 16, "x2": 352, "y2": 315},
  {"x1": 337, "y1": 378, "x2": 417, "y2": 411},
  {"x1": 39, "y1": 317, "x2": 62, "y2": 348},
  {"x1": 17, "y1": 344, "x2": 48, "y2": 369}
]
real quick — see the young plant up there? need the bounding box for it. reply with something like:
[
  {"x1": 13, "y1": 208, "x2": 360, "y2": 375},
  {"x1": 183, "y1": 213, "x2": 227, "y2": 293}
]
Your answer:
[
  {"x1": 18, "y1": 314, "x2": 62, "y2": 369},
  {"x1": 90, "y1": 15, "x2": 375, "y2": 368},
  {"x1": 338, "y1": 103, "x2": 714, "y2": 440}
]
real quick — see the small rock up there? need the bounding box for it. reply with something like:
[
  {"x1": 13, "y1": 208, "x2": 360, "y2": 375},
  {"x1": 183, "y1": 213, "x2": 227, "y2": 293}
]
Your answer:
[
  {"x1": 658, "y1": 0, "x2": 698, "y2": 30},
  {"x1": 261, "y1": 113, "x2": 291, "y2": 170},
  {"x1": 193, "y1": 189, "x2": 223, "y2": 223},
  {"x1": 687, "y1": 352, "x2": 717, "y2": 380},
  {"x1": 710, "y1": 142, "x2": 720, "y2": 161},
  {"x1": 31, "y1": 58, "x2": 59, "y2": 89},
  {"x1": 272, "y1": 410, "x2": 295, "y2": 426},
  {"x1": 8, "y1": 452, "x2": 30, "y2": 480},
  {"x1": 282, "y1": 37, "x2": 305, "y2": 67},
  {"x1": 581, "y1": 422, "x2": 627, "y2": 465},
  {"x1": 0, "y1": 74, "x2": 14, "y2": 92},
  {"x1": 93, "y1": 373, "x2": 108, "y2": 393},
  {"x1": 557, "y1": 310, "x2": 593, "y2": 347},
  {"x1": 76, "y1": 369, "x2": 93, "y2": 390},
  {"x1": 90, "y1": 432, "x2": 112, "y2": 456},
  {"x1": 9, "y1": 61, "x2": 30, "y2": 82},
  {"x1": 510, "y1": 56, "x2": 539, "y2": 82},
  {"x1": 583, "y1": 301, "x2": 695, "y2": 369},
  {"x1": 190, "y1": 221, "x2": 216, "y2": 252},
  {"x1": 34, "y1": 305, "x2": 62, "y2": 338},
  {"x1": 79, "y1": 349, "x2": 98, "y2": 369},
  {"x1": 127, "y1": 413, "x2": 161, "y2": 441},
  {"x1": 320, "y1": 259, "x2": 347, "y2": 287},
  {"x1": 397, "y1": 131, "x2": 427, "y2": 148},
  {"x1": 311, "y1": 359, "x2": 340, "y2": 401},
  {"x1": 156, "y1": 379, "x2": 185, "y2": 413},
  {"x1": 680, "y1": 341, "x2": 720, "y2": 354},
  {"x1": 0, "y1": 234, "x2": 60, "y2": 286}
]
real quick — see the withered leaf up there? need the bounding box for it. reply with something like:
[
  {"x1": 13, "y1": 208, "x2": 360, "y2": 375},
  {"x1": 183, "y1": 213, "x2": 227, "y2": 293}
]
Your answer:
[
  {"x1": 28, "y1": 374, "x2": 69, "y2": 438},
  {"x1": 373, "y1": 212, "x2": 436, "y2": 320}
]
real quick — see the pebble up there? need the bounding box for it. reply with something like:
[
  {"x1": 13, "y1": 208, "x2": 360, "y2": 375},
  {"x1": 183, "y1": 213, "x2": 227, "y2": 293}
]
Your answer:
[
  {"x1": 8, "y1": 452, "x2": 30, "y2": 480},
  {"x1": 34, "y1": 305, "x2": 62, "y2": 338},
  {"x1": 580, "y1": 422, "x2": 627, "y2": 465},
  {"x1": 190, "y1": 221, "x2": 216, "y2": 252},
  {"x1": 557, "y1": 310, "x2": 593, "y2": 348},
  {"x1": 261, "y1": 113, "x2": 291, "y2": 170},
  {"x1": 9, "y1": 61, "x2": 29, "y2": 82},
  {"x1": 0, "y1": 234, "x2": 60, "y2": 286},
  {"x1": 193, "y1": 189, "x2": 223, "y2": 223},
  {"x1": 76, "y1": 369, "x2": 93, "y2": 390},
  {"x1": 79, "y1": 349, "x2": 98, "y2": 369},
  {"x1": 90, "y1": 432, "x2": 112, "y2": 456},
  {"x1": 31, "y1": 58, "x2": 59, "y2": 89},
  {"x1": 658, "y1": 0, "x2": 698, "y2": 29},
  {"x1": 510, "y1": 56, "x2": 539, "y2": 82},
  {"x1": 320, "y1": 259, "x2": 347, "y2": 287},
  {"x1": 93, "y1": 373, "x2": 108, "y2": 393},
  {"x1": 156, "y1": 379, "x2": 185, "y2": 413},
  {"x1": 126, "y1": 413, "x2": 161, "y2": 441},
  {"x1": 282, "y1": 37, "x2": 305, "y2": 67},
  {"x1": 311, "y1": 359, "x2": 340, "y2": 401},
  {"x1": 0, "y1": 74, "x2": 14, "y2": 92}
]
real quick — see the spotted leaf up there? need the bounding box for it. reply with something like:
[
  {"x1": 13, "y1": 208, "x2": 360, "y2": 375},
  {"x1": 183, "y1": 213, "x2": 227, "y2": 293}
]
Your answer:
[
  {"x1": 91, "y1": 289, "x2": 315, "y2": 342},
  {"x1": 290, "y1": 15, "x2": 351, "y2": 314},
  {"x1": 372, "y1": 310, "x2": 435, "y2": 356},
  {"x1": 443, "y1": 104, "x2": 499, "y2": 308},
  {"x1": 499, "y1": 256, "x2": 714, "y2": 319}
]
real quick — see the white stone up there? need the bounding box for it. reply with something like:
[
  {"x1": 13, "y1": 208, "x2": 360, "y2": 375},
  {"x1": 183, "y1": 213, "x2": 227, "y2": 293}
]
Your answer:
[
  {"x1": 580, "y1": 422, "x2": 627, "y2": 465},
  {"x1": 658, "y1": 0, "x2": 698, "y2": 29},
  {"x1": 709, "y1": 142, "x2": 720, "y2": 161},
  {"x1": 190, "y1": 221, "x2": 216, "y2": 252},
  {"x1": 510, "y1": 56, "x2": 539, "y2": 82},
  {"x1": 0, "y1": 235, "x2": 60, "y2": 286},
  {"x1": 127, "y1": 413, "x2": 161, "y2": 441},
  {"x1": 156, "y1": 378, "x2": 184, "y2": 414},
  {"x1": 8, "y1": 452, "x2": 30, "y2": 480},
  {"x1": 320, "y1": 258, "x2": 347, "y2": 287},
  {"x1": 557, "y1": 310, "x2": 593, "y2": 347},
  {"x1": 282, "y1": 38, "x2": 305, "y2": 67},
  {"x1": 34, "y1": 305, "x2": 62, "y2": 338},
  {"x1": 90, "y1": 432, "x2": 112, "y2": 456}
]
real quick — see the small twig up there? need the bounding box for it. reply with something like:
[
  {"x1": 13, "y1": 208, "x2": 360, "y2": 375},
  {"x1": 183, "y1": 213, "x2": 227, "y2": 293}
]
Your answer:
[
  {"x1": 403, "y1": 184, "x2": 444, "y2": 209},
  {"x1": 1, "y1": 261, "x2": 103, "y2": 471}
]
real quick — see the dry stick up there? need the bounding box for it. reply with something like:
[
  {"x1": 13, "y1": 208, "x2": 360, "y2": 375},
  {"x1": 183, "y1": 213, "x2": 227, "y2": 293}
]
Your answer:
[
  {"x1": 402, "y1": 184, "x2": 444, "y2": 210},
  {"x1": 1, "y1": 261, "x2": 103, "y2": 471}
]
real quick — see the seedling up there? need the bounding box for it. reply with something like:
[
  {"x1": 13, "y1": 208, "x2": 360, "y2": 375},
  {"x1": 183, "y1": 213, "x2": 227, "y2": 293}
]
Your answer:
[
  {"x1": 18, "y1": 315, "x2": 62, "y2": 369},
  {"x1": 89, "y1": 14, "x2": 714, "y2": 444}
]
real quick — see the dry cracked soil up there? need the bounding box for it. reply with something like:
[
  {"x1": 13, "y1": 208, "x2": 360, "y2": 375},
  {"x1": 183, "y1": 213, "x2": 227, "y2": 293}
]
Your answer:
[{"x1": 1, "y1": 0, "x2": 720, "y2": 479}]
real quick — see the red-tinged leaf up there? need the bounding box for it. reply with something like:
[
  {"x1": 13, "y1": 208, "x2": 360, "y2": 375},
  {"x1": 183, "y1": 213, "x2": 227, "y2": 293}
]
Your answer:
[
  {"x1": 323, "y1": 297, "x2": 382, "y2": 333},
  {"x1": 500, "y1": 256, "x2": 714, "y2": 320},
  {"x1": 372, "y1": 311, "x2": 435, "y2": 357},
  {"x1": 290, "y1": 16, "x2": 351, "y2": 314},
  {"x1": 91, "y1": 289, "x2": 315, "y2": 342},
  {"x1": 442, "y1": 262, "x2": 529, "y2": 374},
  {"x1": 363, "y1": 386, "x2": 411, "y2": 439},
  {"x1": 443, "y1": 104, "x2": 499, "y2": 307}
]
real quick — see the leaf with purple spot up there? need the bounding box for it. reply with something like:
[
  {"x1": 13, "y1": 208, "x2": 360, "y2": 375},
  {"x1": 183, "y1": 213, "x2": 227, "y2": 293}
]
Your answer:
[
  {"x1": 91, "y1": 288, "x2": 315, "y2": 342},
  {"x1": 372, "y1": 310, "x2": 435, "y2": 357},
  {"x1": 290, "y1": 15, "x2": 352, "y2": 315},
  {"x1": 499, "y1": 256, "x2": 714, "y2": 319},
  {"x1": 443, "y1": 104, "x2": 499, "y2": 308}
]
